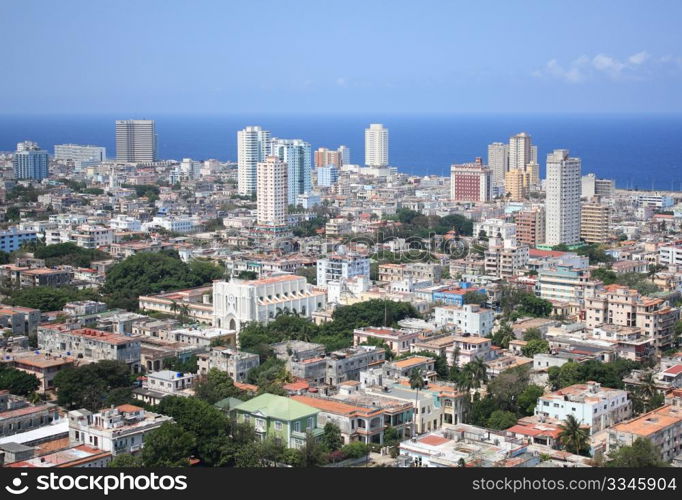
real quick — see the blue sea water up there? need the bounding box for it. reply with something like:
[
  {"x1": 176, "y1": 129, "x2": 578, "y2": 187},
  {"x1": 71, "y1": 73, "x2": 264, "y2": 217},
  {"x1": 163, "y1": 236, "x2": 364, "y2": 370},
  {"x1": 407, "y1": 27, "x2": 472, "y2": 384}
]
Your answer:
[{"x1": 1, "y1": 113, "x2": 681, "y2": 190}]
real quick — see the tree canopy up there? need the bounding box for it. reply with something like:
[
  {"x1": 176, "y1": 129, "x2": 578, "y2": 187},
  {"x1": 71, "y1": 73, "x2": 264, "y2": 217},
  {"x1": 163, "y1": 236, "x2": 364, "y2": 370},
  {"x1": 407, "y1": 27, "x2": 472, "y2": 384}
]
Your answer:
[{"x1": 102, "y1": 250, "x2": 223, "y2": 311}]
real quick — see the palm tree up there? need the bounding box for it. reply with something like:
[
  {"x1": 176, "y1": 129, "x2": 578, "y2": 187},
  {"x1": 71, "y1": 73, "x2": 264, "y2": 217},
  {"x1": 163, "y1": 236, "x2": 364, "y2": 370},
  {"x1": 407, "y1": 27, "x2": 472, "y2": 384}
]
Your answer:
[
  {"x1": 558, "y1": 415, "x2": 589, "y2": 455},
  {"x1": 170, "y1": 300, "x2": 179, "y2": 316},
  {"x1": 409, "y1": 368, "x2": 426, "y2": 436},
  {"x1": 179, "y1": 304, "x2": 191, "y2": 325},
  {"x1": 638, "y1": 370, "x2": 659, "y2": 412},
  {"x1": 468, "y1": 357, "x2": 489, "y2": 390}
]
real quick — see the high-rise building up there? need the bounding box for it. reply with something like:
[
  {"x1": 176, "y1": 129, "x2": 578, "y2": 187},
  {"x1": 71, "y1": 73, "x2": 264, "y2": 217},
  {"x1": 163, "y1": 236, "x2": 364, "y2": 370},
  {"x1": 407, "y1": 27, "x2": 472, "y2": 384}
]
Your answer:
[
  {"x1": 545, "y1": 149, "x2": 582, "y2": 246},
  {"x1": 450, "y1": 158, "x2": 492, "y2": 202},
  {"x1": 364, "y1": 124, "x2": 388, "y2": 167},
  {"x1": 115, "y1": 120, "x2": 157, "y2": 162},
  {"x1": 509, "y1": 132, "x2": 533, "y2": 171},
  {"x1": 581, "y1": 203, "x2": 611, "y2": 244},
  {"x1": 487, "y1": 142, "x2": 509, "y2": 189},
  {"x1": 514, "y1": 208, "x2": 545, "y2": 248},
  {"x1": 582, "y1": 173, "x2": 615, "y2": 199},
  {"x1": 54, "y1": 144, "x2": 106, "y2": 169},
  {"x1": 317, "y1": 166, "x2": 339, "y2": 187},
  {"x1": 257, "y1": 156, "x2": 288, "y2": 227},
  {"x1": 504, "y1": 167, "x2": 532, "y2": 201},
  {"x1": 237, "y1": 126, "x2": 271, "y2": 196},
  {"x1": 13, "y1": 141, "x2": 49, "y2": 180},
  {"x1": 338, "y1": 145, "x2": 351, "y2": 165},
  {"x1": 314, "y1": 147, "x2": 341, "y2": 168},
  {"x1": 271, "y1": 138, "x2": 311, "y2": 205}
]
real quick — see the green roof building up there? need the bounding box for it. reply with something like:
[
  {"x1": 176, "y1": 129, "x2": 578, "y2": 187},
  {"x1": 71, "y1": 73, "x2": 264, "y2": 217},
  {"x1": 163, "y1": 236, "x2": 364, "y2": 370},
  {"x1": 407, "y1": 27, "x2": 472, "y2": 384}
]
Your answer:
[{"x1": 233, "y1": 393, "x2": 323, "y2": 449}]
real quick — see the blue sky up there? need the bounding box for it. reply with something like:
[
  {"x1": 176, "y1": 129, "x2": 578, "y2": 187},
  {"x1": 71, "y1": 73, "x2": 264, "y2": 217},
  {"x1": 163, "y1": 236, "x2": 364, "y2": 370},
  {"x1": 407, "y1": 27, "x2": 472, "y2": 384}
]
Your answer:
[{"x1": 2, "y1": 0, "x2": 681, "y2": 113}]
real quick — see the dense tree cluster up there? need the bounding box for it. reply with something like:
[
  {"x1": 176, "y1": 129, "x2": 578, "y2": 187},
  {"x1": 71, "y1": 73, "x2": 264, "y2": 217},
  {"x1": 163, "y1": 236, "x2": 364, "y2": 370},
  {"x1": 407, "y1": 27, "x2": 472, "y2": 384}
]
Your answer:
[
  {"x1": 0, "y1": 365, "x2": 40, "y2": 396},
  {"x1": 53, "y1": 360, "x2": 134, "y2": 411},
  {"x1": 547, "y1": 359, "x2": 640, "y2": 391},
  {"x1": 102, "y1": 250, "x2": 224, "y2": 311},
  {"x1": 239, "y1": 300, "x2": 419, "y2": 355}
]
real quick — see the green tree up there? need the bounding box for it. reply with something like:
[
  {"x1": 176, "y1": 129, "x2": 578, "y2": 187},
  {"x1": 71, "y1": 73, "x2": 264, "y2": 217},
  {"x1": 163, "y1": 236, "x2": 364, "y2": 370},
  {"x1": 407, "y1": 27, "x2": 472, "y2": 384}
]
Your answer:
[
  {"x1": 558, "y1": 415, "x2": 590, "y2": 455},
  {"x1": 522, "y1": 328, "x2": 543, "y2": 341},
  {"x1": 141, "y1": 422, "x2": 196, "y2": 467},
  {"x1": 487, "y1": 410, "x2": 517, "y2": 430},
  {"x1": 53, "y1": 360, "x2": 132, "y2": 411},
  {"x1": 521, "y1": 339, "x2": 550, "y2": 357},
  {"x1": 156, "y1": 396, "x2": 232, "y2": 466},
  {"x1": 321, "y1": 422, "x2": 343, "y2": 452},
  {"x1": 103, "y1": 251, "x2": 222, "y2": 311},
  {"x1": 491, "y1": 322, "x2": 515, "y2": 348},
  {"x1": 0, "y1": 366, "x2": 40, "y2": 396},
  {"x1": 463, "y1": 291, "x2": 487, "y2": 307},
  {"x1": 193, "y1": 369, "x2": 244, "y2": 404},
  {"x1": 517, "y1": 384, "x2": 545, "y2": 416},
  {"x1": 607, "y1": 437, "x2": 667, "y2": 467},
  {"x1": 341, "y1": 441, "x2": 370, "y2": 459}
]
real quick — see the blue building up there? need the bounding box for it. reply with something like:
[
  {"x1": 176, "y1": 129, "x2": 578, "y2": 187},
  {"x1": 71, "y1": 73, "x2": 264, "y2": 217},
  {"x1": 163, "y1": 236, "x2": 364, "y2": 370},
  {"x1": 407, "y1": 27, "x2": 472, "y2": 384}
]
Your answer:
[
  {"x1": 13, "y1": 142, "x2": 49, "y2": 180},
  {"x1": 270, "y1": 138, "x2": 312, "y2": 205},
  {"x1": 316, "y1": 165, "x2": 339, "y2": 187},
  {"x1": 432, "y1": 286, "x2": 487, "y2": 306},
  {"x1": 0, "y1": 228, "x2": 38, "y2": 253}
]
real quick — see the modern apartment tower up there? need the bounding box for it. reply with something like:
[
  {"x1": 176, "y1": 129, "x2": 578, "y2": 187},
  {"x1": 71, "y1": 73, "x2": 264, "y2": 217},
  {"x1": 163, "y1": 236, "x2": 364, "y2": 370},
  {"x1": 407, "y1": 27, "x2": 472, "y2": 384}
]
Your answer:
[
  {"x1": 487, "y1": 142, "x2": 509, "y2": 190},
  {"x1": 237, "y1": 126, "x2": 271, "y2": 196},
  {"x1": 509, "y1": 132, "x2": 537, "y2": 171},
  {"x1": 364, "y1": 124, "x2": 388, "y2": 167},
  {"x1": 257, "y1": 156, "x2": 288, "y2": 227},
  {"x1": 13, "y1": 141, "x2": 49, "y2": 180},
  {"x1": 115, "y1": 120, "x2": 157, "y2": 162},
  {"x1": 271, "y1": 138, "x2": 312, "y2": 205},
  {"x1": 545, "y1": 149, "x2": 582, "y2": 246},
  {"x1": 338, "y1": 145, "x2": 351, "y2": 165}
]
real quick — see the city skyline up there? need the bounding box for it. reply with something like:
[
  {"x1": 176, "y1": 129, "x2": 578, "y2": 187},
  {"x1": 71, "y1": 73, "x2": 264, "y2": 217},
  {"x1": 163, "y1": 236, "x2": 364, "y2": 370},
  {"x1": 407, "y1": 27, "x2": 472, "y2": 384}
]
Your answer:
[{"x1": 2, "y1": 0, "x2": 682, "y2": 114}]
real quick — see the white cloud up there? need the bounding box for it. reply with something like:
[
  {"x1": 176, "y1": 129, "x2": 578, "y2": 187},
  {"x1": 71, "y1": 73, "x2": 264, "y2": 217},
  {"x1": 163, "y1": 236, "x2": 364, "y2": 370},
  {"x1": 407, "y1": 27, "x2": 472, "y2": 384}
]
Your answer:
[{"x1": 533, "y1": 50, "x2": 675, "y2": 83}]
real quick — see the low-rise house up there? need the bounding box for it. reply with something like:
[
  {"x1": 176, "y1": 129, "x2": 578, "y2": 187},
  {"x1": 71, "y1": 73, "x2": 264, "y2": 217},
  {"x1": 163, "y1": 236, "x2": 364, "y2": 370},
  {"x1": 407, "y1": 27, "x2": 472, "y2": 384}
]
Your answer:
[
  {"x1": 352, "y1": 326, "x2": 420, "y2": 354},
  {"x1": 433, "y1": 304, "x2": 495, "y2": 335},
  {"x1": 232, "y1": 394, "x2": 323, "y2": 449},
  {"x1": 398, "y1": 425, "x2": 538, "y2": 467},
  {"x1": 6, "y1": 445, "x2": 111, "y2": 468},
  {"x1": 5, "y1": 353, "x2": 75, "y2": 392},
  {"x1": 535, "y1": 382, "x2": 631, "y2": 435},
  {"x1": 0, "y1": 392, "x2": 59, "y2": 438},
  {"x1": 0, "y1": 305, "x2": 40, "y2": 335},
  {"x1": 38, "y1": 326, "x2": 141, "y2": 372},
  {"x1": 445, "y1": 336, "x2": 494, "y2": 367},
  {"x1": 608, "y1": 405, "x2": 682, "y2": 463},
  {"x1": 196, "y1": 347, "x2": 260, "y2": 382},
  {"x1": 68, "y1": 404, "x2": 172, "y2": 455},
  {"x1": 291, "y1": 394, "x2": 386, "y2": 445},
  {"x1": 133, "y1": 370, "x2": 195, "y2": 406}
]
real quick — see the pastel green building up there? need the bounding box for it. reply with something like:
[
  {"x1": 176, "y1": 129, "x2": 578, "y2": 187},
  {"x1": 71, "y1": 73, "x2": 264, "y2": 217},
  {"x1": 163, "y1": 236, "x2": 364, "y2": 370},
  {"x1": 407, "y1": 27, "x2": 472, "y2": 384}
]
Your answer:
[{"x1": 232, "y1": 393, "x2": 324, "y2": 449}]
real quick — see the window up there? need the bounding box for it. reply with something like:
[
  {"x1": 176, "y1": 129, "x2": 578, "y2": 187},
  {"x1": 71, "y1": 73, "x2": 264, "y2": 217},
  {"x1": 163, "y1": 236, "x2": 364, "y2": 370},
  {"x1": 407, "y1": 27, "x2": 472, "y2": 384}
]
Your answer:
[
  {"x1": 293, "y1": 421, "x2": 301, "y2": 432},
  {"x1": 274, "y1": 421, "x2": 282, "y2": 431}
]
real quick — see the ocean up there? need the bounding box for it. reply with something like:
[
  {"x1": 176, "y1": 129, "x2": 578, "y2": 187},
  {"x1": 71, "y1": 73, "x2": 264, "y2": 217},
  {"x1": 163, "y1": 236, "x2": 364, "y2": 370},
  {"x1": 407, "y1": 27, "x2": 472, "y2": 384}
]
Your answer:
[{"x1": 1, "y1": 113, "x2": 681, "y2": 191}]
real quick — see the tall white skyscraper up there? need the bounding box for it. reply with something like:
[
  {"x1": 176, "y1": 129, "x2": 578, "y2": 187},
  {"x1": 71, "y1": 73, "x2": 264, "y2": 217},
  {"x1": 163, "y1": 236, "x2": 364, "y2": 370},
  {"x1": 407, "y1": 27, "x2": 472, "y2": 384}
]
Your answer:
[
  {"x1": 338, "y1": 145, "x2": 351, "y2": 165},
  {"x1": 115, "y1": 120, "x2": 157, "y2": 162},
  {"x1": 487, "y1": 142, "x2": 509, "y2": 189},
  {"x1": 237, "y1": 126, "x2": 271, "y2": 196},
  {"x1": 271, "y1": 138, "x2": 312, "y2": 205},
  {"x1": 364, "y1": 124, "x2": 388, "y2": 167},
  {"x1": 257, "y1": 156, "x2": 288, "y2": 227},
  {"x1": 509, "y1": 132, "x2": 533, "y2": 171},
  {"x1": 545, "y1": 149, "x2": 582, "y2": 246}
]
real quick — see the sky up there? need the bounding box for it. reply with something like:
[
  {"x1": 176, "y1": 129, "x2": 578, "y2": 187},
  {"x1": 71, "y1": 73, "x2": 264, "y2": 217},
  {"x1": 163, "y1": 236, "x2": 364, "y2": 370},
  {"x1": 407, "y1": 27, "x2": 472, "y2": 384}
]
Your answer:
[{"x1": 1, "y1": 0, "x2": 682, "y2": 114}]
